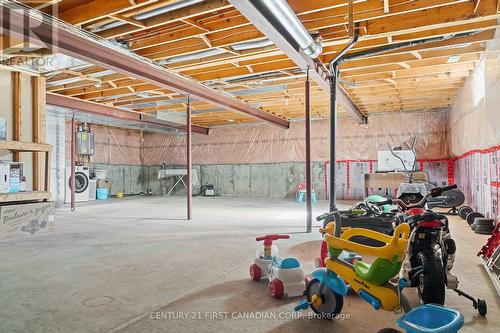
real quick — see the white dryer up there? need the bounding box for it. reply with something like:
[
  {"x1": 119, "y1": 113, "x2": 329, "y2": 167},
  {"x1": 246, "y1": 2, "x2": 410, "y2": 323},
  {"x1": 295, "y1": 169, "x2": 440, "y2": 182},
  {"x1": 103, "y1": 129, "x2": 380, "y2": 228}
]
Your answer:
[{"x1": 65, "y1": 165, "x2": 90, "y2": 203}]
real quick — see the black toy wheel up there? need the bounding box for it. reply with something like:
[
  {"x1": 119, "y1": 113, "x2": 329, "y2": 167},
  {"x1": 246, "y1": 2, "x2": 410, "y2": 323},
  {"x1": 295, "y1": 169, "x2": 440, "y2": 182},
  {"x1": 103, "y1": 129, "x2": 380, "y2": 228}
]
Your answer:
[
  {"x1": 444, "y1": 238, "x2": 456, "y2": 255},
  {"x1": 466, "y1": 212, "x2": 484, "y2": 226},
  {"x1": 477, "y1": 299, "x2": 487, "y2": 316},
  {"x1": 474, "y1": 218, "x2": 495, "y2": 227},
  {"x1": 377, "y1": 329, "x2": 402, "y2": 333},
  {"x1": 458, "y1": 206, "x2": 473, "y2": 219},
  {"x1": 414, "y1": 251, "x2": 445, "y2": 305},
  {"x1": 475, "y1": 228, "x2": 494, "y2": 235},
  {"x1": 306, "y1": 278, "x2": 344, "y2": 320}
]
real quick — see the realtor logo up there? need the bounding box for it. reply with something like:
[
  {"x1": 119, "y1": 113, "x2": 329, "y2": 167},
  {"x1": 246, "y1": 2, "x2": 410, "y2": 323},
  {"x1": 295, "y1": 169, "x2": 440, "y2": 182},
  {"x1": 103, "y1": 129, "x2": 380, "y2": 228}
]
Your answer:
[{"x1": 0, "y1": 1, "x2": 59, "y2": 57}]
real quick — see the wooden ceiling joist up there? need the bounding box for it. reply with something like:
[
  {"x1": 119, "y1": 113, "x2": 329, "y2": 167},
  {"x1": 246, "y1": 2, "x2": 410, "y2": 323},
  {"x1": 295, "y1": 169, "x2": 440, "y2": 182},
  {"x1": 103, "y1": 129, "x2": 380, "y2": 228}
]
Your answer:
[
  {"x1": 1, "y1": 2, "x2": 289, "y2": 129},
  {"x1": 14, "y1": 0, "x2": 500, "y2": 127}
]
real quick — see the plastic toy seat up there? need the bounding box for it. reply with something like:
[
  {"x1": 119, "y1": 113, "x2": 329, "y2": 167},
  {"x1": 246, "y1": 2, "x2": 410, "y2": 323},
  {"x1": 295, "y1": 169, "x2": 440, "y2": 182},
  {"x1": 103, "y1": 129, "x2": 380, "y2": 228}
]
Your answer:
[
  {"x1": 273, "y1": 257, "x2": 300, "y2": 269},
  {"x1": 397, "y1": 304, "x2": 464, "y2": 333},
  {"x1": 354, "y1": 258, "x2": 403, "y2": 286}
]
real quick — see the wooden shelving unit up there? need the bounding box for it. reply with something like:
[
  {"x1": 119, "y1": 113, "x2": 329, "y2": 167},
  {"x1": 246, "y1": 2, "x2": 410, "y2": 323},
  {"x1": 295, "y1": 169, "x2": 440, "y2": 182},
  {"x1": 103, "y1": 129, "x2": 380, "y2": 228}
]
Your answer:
[
  {"x1": 0, "y1": 140, "x2": 52, "y2": 203},
  {"x1": 0, "y1": 141, "x2": 51, "y2": 152},
  {"x1": 0, "y1": 191, "x2": 51, "y2": 203}
]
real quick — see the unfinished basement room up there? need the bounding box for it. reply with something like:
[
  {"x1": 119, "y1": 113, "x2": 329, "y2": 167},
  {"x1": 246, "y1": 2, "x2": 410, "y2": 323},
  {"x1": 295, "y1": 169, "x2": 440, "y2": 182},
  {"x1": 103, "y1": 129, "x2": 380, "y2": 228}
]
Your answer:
[{"x1": 1, "y1": 0, "x2": 500, "y2": 332}]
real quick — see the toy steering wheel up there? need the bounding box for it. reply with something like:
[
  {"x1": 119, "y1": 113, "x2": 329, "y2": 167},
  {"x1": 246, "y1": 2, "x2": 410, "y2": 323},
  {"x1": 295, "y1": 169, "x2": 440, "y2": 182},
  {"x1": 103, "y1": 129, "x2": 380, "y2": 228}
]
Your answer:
[{"x1": 365, "y1": 201, "x2": 383, "y2": 215}]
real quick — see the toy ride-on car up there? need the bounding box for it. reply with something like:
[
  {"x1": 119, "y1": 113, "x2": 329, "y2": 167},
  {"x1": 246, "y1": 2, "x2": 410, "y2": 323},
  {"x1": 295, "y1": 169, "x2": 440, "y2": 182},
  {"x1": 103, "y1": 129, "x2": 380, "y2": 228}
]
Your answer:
[{"x1": 250, "y1": 234, "x2": 306, "y2": 298}]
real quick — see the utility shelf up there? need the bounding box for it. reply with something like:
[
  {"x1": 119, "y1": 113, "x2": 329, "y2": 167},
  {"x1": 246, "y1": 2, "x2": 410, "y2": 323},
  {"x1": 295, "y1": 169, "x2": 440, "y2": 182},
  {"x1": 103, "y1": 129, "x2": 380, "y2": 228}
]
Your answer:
[
  {"x1": 0, "y1": 191, "x2": 51, "y2": 203},
  {"x1": 0, "y1": 140, "x2": 52, "y2": 152},
  {"x1": 0, "y1": 140, "x2": 52, "y2": 202}
]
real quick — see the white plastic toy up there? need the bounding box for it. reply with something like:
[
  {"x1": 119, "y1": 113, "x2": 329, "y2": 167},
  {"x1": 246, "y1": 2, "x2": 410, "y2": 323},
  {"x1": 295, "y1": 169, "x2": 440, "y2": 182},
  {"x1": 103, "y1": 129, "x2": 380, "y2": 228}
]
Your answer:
[{"x1": 249, "y1": 234, "x2": 306, "y2": 298}]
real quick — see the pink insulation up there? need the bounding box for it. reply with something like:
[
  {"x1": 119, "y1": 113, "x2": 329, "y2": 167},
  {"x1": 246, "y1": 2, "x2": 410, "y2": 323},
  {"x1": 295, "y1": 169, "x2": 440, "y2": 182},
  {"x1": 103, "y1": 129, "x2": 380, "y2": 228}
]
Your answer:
[
  {"x1": 65, "y1": 122, "x2": 142, "y2": 165},
  {"x1": 143, "y1": 111, "x2": 449, "y2": 166},
  {"x1": 453, "y1": 146, "x2": 500, "y2": 219}
]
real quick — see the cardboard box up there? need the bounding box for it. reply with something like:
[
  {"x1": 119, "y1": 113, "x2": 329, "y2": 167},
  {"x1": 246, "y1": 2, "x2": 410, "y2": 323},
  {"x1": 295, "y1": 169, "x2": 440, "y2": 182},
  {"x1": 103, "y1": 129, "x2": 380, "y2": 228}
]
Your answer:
[
  {"x1": 364, "y1": 172, "x2": 428, "y2": 197},
  {"x1": 97, "y1": 179, "x2": 112, "y2": 192},
  {"x1": 0, "y1": 202, "x2": 55, "y2": 240}
]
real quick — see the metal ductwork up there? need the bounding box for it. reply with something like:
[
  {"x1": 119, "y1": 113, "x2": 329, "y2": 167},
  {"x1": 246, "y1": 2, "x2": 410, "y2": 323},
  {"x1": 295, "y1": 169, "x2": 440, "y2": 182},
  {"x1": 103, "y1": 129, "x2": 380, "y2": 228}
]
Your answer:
[
  {"x1": 93, "y1": 0, "x2": 204, "y2": 32},
  {"x1": 337, "y1": 31, "x2": 482, "y2": 64},
  {"x1": 249, "y1": 0, "x2": 322, "y2": 58},
  {"x1": 135, "y1": 0, "x2": 204, "y2": 20},
  {"x1": 159, "y1": 48, "x2": 226, "y2": 65},
  {"x1": 231, "y1": 38, "x2": 274, "y2": 51}
]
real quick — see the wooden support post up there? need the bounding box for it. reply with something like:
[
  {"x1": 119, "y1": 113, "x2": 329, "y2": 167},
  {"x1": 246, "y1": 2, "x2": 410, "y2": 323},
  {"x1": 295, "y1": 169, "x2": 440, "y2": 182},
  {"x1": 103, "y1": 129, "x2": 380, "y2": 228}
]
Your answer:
[
  {"x1": 12, "y1": 71, "x2": 21, "y2": 162},
  {"x1": 186, "y1": 95, "x2": 193, "y2": 220},
  {"x1": 305, "y1": 69, "x2": 312, "y2": 233},
  {"x1": 32, "y1": 76, "x2": 46, "y2": 191}
]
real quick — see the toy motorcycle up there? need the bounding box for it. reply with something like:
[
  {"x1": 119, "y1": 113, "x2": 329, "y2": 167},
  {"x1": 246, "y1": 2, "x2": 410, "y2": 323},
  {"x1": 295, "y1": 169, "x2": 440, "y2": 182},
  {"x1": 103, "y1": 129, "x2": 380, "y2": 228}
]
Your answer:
[
  {"x1": 375, "y1": 185, "x2": 487, "y2": 316},
  {"x1": 295, "y1": 214, "x2": 465, "y2": 333},
  {"x1": 250, "y1": 234, "x2": 305, "y2": 298}
]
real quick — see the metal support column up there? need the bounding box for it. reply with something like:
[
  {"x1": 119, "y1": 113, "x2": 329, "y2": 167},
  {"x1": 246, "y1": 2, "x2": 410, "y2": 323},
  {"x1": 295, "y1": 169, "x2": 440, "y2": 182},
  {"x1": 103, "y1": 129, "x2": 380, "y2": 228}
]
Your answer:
[
  {"x1": 186, "y1": 96, "x2": 193, "y2": 220},
  {"x1": 329, "y1": 67, "x2": 339, "y2": 212},
  {"x1": 305, "y1": 69, "x2": 313, "y2": 232},
  {"x1": 70, "y1": 113, "x2": 76, "y2": 211}
]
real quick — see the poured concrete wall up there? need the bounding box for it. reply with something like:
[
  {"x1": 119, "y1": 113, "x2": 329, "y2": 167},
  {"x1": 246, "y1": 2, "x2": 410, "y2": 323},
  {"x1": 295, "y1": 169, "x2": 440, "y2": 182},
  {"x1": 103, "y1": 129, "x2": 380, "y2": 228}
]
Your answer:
[
  {"x1": 141, "y1": 162, "x2": 325, "y2": 199},
  {"x1": 91, "y1": 163, "x2": 143, "y2": 196}
]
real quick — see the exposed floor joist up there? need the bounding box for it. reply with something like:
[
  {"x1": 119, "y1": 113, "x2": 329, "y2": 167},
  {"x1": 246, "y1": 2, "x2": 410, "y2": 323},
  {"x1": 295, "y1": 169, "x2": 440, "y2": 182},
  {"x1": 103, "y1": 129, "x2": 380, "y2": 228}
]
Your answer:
[
  {"x1": 0, "y1": 2, "x2": 289, "y2": 129},
  {"x1": 9, "y1": 0, "x2": 500, "y2": 127},
  {"x1": 220, "y1": 0, "x2": 367, "y2": 124}
]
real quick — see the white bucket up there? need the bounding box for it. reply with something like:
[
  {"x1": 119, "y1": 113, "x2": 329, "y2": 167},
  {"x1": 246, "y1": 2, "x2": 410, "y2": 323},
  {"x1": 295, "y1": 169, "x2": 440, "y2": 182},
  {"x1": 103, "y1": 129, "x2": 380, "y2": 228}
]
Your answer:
[{"x1": 95, "y1": 169, "x2": 108, "y2": 180}]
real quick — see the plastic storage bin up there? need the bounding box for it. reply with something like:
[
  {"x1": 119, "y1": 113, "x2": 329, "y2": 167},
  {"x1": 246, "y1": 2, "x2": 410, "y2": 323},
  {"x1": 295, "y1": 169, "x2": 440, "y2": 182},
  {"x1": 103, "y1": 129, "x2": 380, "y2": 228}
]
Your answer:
[
  {"x1": 96, "y1": 188, "x2": 109, "y2": 200},
  {"x1": 397, "y1": 304, "x2": 464, "y2": 333}
]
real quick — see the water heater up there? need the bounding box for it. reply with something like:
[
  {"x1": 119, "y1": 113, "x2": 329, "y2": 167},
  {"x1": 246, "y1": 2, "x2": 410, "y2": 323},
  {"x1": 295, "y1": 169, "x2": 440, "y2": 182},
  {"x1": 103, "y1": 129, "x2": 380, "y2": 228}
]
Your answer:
[{"x1": 76, "y1": 123, "x2": 94, "y2": 156}]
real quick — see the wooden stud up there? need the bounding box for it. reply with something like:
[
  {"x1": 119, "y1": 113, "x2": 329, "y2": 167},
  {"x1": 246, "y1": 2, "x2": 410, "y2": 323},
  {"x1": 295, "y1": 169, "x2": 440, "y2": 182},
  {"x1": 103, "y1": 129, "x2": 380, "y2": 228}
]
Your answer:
[
  {"x1": 12, "y1": 72, "x2": 21, "y2": 162},
  {"x1": 32, "y1": 76, "x2": 46, "y2": 191}
]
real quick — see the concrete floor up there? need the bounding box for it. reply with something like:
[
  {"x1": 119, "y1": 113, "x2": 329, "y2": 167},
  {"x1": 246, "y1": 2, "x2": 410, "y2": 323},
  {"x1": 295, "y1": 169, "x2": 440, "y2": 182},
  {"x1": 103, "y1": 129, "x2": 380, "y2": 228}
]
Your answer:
[{"x1": 0, "y1": 197, "x2": 498, "y2": 333}]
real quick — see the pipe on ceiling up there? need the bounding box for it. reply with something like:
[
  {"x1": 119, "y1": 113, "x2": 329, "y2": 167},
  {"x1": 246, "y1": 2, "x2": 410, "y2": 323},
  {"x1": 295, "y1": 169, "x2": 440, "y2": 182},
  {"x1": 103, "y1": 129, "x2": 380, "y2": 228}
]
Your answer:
[
  {"x1": 337, "y1": 31, "x2": 482, "y2": 64},
  {"x1": 250, "y1": 0, "x2": 322, "y2": 58},
  {"x1": 135, "y1": 0, "x2": 204, "y2": 20},
  {"x1": 231, "y1": 38, "x2": 275, "y2": 51},
  {"x1": 159, "y1": 48, "x2": 226, "y2": 65},
  {"x1": 94, "y1": 0, "x2": 204, "y2": 32}
]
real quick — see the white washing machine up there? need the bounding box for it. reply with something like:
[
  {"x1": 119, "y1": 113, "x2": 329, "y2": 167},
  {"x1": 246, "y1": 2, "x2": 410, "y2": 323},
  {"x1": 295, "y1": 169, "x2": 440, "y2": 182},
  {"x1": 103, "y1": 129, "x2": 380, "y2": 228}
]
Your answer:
[{"x1": 65, "y1": 165, "x2": 90, "y2": 203}]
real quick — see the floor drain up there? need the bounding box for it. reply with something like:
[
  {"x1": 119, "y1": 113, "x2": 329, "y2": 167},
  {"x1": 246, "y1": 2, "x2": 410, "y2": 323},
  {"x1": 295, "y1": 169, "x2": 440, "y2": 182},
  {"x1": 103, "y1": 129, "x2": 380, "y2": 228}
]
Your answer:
[{"x1": 83, "y1": 296, "x2": 114, "y2": 307}]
